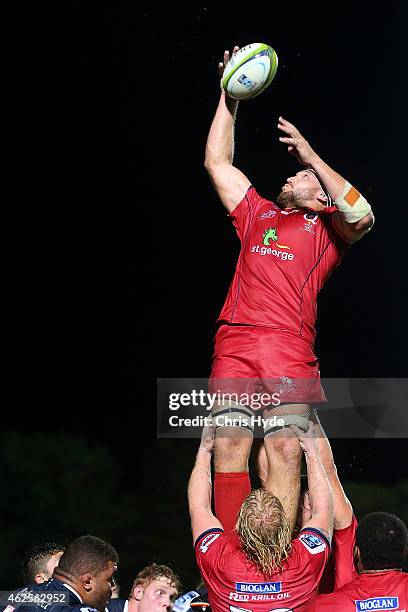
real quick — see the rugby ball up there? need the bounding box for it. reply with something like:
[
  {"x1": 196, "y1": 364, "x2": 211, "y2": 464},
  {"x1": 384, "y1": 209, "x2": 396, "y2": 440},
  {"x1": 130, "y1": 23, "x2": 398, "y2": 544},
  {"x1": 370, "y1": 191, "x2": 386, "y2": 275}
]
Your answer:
[{"x1": 222, "y1": 43, "x2": 278, "y2": 100}]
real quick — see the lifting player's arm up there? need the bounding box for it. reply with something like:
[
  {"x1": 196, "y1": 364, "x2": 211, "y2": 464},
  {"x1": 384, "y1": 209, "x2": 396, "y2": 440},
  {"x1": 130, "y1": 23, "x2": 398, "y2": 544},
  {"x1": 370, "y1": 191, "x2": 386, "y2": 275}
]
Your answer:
[
  {"x1": 278, "y1": 116, "x2": 374, "y2": 243},
  {"x1": 204, "y1": 47, "x2": 251, "y2": 213},
  {"x1": 292, "y1": 423, "x2": 334, "y2": 542},
  {"x1": 311, "y1": 408, "x2": 353, "y2": 530},
  {"x1": 188, "y1": 423, "x2": 223, "y2": 544}
]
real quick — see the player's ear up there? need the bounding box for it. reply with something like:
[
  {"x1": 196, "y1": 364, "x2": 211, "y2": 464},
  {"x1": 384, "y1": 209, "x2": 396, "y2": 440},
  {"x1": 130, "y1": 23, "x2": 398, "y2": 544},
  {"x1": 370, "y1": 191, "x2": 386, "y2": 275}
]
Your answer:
[
  {"x1": 316, "y1": 191, "x2": 328, "y2": 205},
  {"x1": 79, "y1": 573, "x2": 94, "y2": 593},
  {"x1": 34, "y1": 573, "x2": 46, "y2": 584},
  {"x1": 132, "y1": 585, "x2": 144, "y2": 601}
]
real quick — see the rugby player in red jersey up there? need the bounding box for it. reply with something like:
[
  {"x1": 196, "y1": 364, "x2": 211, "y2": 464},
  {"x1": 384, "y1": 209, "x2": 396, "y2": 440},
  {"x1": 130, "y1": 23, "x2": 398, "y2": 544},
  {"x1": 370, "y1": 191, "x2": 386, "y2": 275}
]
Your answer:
[
  {"x1": 315, "y1": 512, "x2": 408, "y2": 611},
  {"x1": 214, "y1": 409, "x2": 358, "y2": 594},
  {"x1": 205, "y1": 47, "x2": 375, "y2": 532},
  {"x1": 189, "y1": 422, "x2": 333, "y2": 612}
]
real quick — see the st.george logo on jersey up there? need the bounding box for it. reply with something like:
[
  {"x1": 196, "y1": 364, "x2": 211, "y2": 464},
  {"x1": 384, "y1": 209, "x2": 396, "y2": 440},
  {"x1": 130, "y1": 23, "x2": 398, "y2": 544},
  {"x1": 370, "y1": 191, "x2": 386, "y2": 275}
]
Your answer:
[{"x1": 299, "y1": 532, "x2": 326, "y2": 554}]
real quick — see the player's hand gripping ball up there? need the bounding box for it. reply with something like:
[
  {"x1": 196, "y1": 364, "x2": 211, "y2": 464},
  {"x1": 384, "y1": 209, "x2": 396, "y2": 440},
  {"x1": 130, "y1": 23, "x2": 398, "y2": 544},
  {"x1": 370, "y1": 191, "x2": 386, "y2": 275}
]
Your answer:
[{"x1": 222, "y1": 43, "x2": 278, "y2": 100}]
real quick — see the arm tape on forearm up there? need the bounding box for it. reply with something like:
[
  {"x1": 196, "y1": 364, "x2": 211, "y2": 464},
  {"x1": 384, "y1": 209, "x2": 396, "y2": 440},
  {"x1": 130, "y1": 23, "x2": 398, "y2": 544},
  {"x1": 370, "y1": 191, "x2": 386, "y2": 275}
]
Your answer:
[{"x1": 335, "y1": 181, "x2": 372, "y2": 223}]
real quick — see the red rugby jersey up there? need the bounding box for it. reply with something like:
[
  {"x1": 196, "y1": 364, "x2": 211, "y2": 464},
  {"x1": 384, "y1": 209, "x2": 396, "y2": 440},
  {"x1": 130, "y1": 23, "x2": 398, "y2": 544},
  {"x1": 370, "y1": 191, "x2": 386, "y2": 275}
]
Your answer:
[
  {"x1": 195, "y1": 527, "x2": 330, "y2": 612},
  {"x1": 319, "y1": 515, "x2": 359, "y2": 593},
  {"x1": 315, "y1": 570, "x2": 408, "y2": 611},
  {"x1": 218, "y1": 186, "x2": 348, "y2": 344}
]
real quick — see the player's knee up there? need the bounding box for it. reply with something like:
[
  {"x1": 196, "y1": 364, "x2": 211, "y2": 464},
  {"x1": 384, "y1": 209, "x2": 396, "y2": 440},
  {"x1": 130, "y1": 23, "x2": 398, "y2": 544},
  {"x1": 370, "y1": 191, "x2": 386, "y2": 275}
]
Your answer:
[
  {"x1": 214, "y1": 433, "x2": 252, "y2": 471},
  {"x1": 266, "y1": 434, "x2": 302, "y2": 466},
  {"x1": 215, "y1": 433, "x2": 251, "y2": 457}
]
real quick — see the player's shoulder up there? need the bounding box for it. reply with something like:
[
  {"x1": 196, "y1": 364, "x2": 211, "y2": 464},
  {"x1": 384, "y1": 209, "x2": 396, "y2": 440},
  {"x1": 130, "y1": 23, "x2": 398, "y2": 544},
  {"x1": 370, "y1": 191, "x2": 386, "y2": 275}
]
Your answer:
[
  {"x1": 195, "y1": 527, "x2": 225, "y2": 553},
  {"x1": 244, "y1": 186, "x2": 276, "y2": 211},
  {"x1": 2, "y1": 580, "x2": 90, "y2": 612}
]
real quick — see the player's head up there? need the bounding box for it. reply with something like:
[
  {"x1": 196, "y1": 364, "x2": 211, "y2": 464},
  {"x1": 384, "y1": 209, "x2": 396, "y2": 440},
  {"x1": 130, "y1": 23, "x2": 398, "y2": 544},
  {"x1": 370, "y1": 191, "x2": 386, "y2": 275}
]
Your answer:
[
  {"x1": 277, "y1": 168, "x2": 332, "y2": 211},
  {"x1": 128, "y1": 563, "x2": 181, "y2": 612},
  {"x1": 236, "y1": 489, "x2": 292, "y2": 575},
  {"x1": 355, "y1": 512, "x2": 408, "y2": 571},
  {"x1": 22, "y1": 542, "x2": 65, "y2": 585},
  {"x1": 54, "y1": 535, "x2": 119, "y2": 612}
]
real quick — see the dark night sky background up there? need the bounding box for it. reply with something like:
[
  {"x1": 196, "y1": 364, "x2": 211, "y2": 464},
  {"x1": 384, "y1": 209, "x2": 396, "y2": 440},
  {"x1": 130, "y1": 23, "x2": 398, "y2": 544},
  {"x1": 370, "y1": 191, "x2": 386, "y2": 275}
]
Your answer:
[{"x1": 7, "y1": 1, "x2": 407, "y2": 592}]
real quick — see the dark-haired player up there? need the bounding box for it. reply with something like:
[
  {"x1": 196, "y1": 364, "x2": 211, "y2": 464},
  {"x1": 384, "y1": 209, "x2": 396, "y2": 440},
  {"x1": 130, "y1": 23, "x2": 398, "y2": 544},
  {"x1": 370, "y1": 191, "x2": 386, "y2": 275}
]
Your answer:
[
  {"x1": 315, "y1": 512, "x2": 408, "y2": 610},
  {"x1": 21, "y1": 542, "x2": 65, "y2": 585},
  {"x1": 8, "y1": 535, "x2": 118, "y2": 612}
]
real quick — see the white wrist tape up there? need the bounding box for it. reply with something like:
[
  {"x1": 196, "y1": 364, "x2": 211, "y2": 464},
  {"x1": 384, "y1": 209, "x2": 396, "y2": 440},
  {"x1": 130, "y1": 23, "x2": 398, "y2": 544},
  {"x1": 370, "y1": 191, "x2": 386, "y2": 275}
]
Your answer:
[{"x1": 335, "y1": 181, "x2": 372, "y2": 223}]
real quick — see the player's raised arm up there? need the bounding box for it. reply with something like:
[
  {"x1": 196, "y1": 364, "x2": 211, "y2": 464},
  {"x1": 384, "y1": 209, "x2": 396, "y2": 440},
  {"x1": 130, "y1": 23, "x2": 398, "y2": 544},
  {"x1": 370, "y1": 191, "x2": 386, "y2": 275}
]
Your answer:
[
  {"x1": 204, "y1": 47, "x2": 251, "y2": 213},
  {"x1": 278, "y1": 116, "x2": 374, "y2": 243},
  {"x1": 311, "y1": 408, "x2": 353, "y2": 530},
  {"x1": 188, "y1": 423, "x2": 223, "y2": 544},
  {"x1": 292, "y1": 423, "x2": 334, "y2": 542}
]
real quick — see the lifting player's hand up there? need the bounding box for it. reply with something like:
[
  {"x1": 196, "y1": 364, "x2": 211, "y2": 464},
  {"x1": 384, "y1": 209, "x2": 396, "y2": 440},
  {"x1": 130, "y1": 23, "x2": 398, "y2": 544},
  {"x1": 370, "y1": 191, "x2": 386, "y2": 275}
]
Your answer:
[
  {"x1": 199, "y1": 419, "x2": 216, "y2": 454},
  {"x1": 218, "y1": 46, "x2": 240, "y2": 89},
  {"x1": 278, "y1": 116, "x2": 320, "y2": 167},
  {"x1": 290, "y1": 421, "x2": 319, "y2": 455}
]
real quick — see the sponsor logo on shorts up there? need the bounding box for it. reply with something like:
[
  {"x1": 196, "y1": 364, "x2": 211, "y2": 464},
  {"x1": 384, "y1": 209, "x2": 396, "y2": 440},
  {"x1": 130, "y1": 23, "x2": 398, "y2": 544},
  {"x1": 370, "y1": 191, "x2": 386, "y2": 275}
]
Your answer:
[
  {"x1": 355, "y1": 597, "x2": 399, "y2": 611},
  {"x1": 299, "y1": 532, "x2": 327, "y2": 554},
  {"x1": 198, "y1": 532, "x2": 221, "y2": 553},
  {"x1": 236, "y1": 582, "x2": 282, "y2": 594},
  {"x1": 274, "y1": 376, "x2": 295, "y2": 395}
]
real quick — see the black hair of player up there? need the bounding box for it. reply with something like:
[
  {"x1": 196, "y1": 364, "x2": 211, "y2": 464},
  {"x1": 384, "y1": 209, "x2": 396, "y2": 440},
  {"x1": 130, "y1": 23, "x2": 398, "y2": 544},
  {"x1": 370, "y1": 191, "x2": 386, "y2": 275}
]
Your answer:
[
  {"x1": 58, "y1": 535, "x2": 118, "y2": 578},
  {"x1": 22, "y1": 542, "x2": 65, "y2": 584},
  {"x1": 356, "y1": 512, "x2": 408, "y2": 570}
]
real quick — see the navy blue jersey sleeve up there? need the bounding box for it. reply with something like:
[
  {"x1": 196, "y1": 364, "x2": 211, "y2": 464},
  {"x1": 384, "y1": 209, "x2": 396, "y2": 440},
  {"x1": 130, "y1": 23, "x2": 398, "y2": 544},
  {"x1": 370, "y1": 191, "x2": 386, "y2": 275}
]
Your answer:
[{"x1": 106, "y1": 599, "x2": 126, "y2": 612}]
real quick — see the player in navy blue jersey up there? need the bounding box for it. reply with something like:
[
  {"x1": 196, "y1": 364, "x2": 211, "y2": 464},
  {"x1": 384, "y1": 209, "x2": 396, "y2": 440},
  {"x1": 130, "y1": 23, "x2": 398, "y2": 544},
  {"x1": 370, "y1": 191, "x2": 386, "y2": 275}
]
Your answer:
[
  {"x1": 21, "y1": 542, "x2": 65, "y2": 585},
  {"x1": 4, "y1": 535, "x2": 118, "y2": 612}
]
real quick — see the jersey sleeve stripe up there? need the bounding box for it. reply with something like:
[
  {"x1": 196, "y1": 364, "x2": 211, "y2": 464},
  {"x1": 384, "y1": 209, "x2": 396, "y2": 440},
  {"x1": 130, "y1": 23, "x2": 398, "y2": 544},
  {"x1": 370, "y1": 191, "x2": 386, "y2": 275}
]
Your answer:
[{"x1": 194, "y1": 527, "x2": 224, "y2": 549}]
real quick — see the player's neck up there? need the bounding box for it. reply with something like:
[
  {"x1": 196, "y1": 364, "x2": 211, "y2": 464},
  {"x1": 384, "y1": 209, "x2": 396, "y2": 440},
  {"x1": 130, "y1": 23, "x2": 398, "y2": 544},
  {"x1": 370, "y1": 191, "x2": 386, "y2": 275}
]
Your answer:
[{"x1": 127, "y1": 597, "x2": 139, "y2": 612}]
